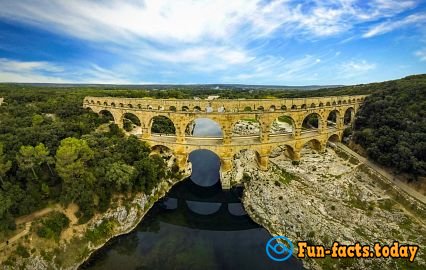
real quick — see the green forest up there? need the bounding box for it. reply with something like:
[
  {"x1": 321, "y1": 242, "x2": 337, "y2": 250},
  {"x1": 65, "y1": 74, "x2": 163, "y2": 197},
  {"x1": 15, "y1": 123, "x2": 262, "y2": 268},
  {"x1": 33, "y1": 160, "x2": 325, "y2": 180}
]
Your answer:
[
  {"x1": 0, "y1": 74, "x2": 425, "y2": 235},
  {"x1": 352, "y1": 75, "x2": 426, "y2": 179},
  {"x1": 0, "y1": 87, "x2": 171, "y2": 233}
]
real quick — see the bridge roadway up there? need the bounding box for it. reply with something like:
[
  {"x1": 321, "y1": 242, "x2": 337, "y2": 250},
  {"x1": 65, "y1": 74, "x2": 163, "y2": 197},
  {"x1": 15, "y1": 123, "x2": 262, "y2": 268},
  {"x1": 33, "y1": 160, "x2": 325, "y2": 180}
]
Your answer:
[{"x1": 83, "y1": 95, "x2": 366, "y2": 189}]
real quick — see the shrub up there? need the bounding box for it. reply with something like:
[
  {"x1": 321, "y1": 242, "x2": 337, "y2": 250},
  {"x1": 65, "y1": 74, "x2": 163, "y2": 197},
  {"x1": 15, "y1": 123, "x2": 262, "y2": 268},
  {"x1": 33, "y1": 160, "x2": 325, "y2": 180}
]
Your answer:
[{"x1": 36, "y1": 212, "x2": 70, "y2": 240}]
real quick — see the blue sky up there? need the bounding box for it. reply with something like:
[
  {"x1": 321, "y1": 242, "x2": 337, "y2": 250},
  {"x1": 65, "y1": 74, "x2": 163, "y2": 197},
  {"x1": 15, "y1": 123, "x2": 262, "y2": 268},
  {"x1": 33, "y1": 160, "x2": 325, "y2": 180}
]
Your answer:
[{"x1": 0, "y1": 0, "x2": 425, "y2": 85}]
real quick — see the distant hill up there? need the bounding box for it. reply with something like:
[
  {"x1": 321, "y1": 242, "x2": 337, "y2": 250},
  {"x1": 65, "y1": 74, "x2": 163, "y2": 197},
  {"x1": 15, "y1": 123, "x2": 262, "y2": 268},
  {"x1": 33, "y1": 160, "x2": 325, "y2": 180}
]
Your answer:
[{"x1": 11, "y1": 83, "x2": 343, "y2": 91}]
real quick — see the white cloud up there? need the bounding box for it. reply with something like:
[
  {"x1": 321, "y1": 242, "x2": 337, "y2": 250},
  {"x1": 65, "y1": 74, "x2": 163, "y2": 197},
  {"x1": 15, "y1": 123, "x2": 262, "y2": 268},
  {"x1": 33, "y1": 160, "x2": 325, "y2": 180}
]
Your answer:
[
  {"x1": 0, "y1": 58, "x2": 135, "y2": 84},
  {"x1": 0, "y1": 0, "x2": 421, "y2": 84},
  {"x1": 415, "y1": 48, "x2": 426, "y2": 61},
  {"x1": 363, "y1": 13, "x2": 426, "y2": 38},
  {"x1": 340, "y1": 60, "x2": 376, "y2": 74}
]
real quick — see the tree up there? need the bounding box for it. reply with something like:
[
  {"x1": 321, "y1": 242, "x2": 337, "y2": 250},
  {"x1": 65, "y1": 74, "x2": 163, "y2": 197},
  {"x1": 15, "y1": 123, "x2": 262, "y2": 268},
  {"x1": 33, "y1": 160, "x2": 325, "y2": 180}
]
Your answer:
[
  {"x1": 55, "y1": 137, "x2": 95, "y2": 202},
  {"x1": 0, "y1": 143, "x2": 12, "y2": 184},
  {"x1": 16, "y1": 143, "x2": 50, "y2": 180},
  {"x1": 105, "y1": 162, "x2": 136, "y2": 191}
]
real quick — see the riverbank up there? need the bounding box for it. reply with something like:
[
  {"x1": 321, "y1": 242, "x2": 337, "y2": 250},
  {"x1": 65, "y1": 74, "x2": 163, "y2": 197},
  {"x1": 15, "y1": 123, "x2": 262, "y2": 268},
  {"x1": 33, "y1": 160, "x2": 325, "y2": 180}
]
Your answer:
[
  {"x1": 237, "y1": 146, "x2": 426, "y2": 269},
  {"x1": 1, "y1": 155, "x2": 191, "y2": 270}
]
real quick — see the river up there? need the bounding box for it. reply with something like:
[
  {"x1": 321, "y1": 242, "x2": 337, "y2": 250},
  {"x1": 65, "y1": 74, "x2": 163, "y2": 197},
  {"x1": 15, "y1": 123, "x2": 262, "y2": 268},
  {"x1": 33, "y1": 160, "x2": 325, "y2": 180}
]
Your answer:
[{"x1": 80, "y1": 119, "x2": 303, "y2": 270}]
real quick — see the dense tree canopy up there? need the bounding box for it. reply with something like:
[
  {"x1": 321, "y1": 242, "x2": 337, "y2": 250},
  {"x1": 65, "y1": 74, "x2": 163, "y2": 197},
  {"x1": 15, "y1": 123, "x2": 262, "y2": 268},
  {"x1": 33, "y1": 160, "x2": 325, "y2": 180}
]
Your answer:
[{"x1": 353, "y1": 75, "x2": 426, "y2": 178}]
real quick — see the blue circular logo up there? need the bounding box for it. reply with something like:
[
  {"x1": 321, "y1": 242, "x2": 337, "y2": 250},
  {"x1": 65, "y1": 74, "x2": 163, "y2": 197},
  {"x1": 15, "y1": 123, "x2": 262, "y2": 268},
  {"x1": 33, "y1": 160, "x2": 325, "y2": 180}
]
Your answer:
[{"x1": 266, "y1": 236, "x2": 293, "y2": 261}]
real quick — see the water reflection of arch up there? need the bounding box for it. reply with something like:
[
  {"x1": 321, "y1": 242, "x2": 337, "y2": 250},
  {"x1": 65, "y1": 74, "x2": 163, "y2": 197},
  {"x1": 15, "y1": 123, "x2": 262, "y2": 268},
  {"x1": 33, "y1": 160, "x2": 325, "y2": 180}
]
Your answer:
[
  {"x1": 167, "y1": 180, "x2": 241, "y2": 203},
  {"x1": 158, "y1": 197, "x2": 257, "y2": 231}
]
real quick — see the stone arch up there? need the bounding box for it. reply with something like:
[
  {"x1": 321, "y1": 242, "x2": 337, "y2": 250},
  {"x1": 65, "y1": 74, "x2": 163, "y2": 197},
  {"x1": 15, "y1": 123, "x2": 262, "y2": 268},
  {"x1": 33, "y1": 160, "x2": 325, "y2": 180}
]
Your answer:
[
  {"x1": 158, "y1": 105, "x2": 165, "y2": 111},
  {"x1": 150, "y1": 115, "x2": 176, "y2": 135},
  {"x1": 302, "y1": 138, "x2": 322, "y2": 152},
  {"x1": 257, "y1": 106, "x2": 264, "y2": 111},
  {"x1": 243, "y1": 106, "x2": 252, "y2": 112},
  {"x1": 319, "y1": 102, "x2": 324, "y2": 107},
  {"x1": 217, "y1": 106, "x2": 226, "y2": 112},
  {"x1": 327, "y1": 110, "x2": 340, "y2": 127},
  {"x1": 326, "y1": 102, "x2": 331, "y2": 106},
  {"x1": 182, "y1": 105, "x2": 189, "y2": 111},
  {"x1": 269, "y1": 144, "x2": 297, "y2": 160},
  {"x1": 302, "y1": 113, "x2": 322, "y2": 130},
  {"x1": 280, "y1": 105, "x2": 287, "y2": 111},
  {"x1": 301, "y1": 104, "x2": 307, "y2": 109},
  {"x1": 103, "y1": 101, "x2": 108, "y2": 106},
  {"x1": 270, "y1": 115, "x2": 295, "y2": 134},
  {"x1": 99, "y1": 109, "x2": 114, "y2": 122},
  {"x1": 338, "y1": 100, "x2": 342, "y2": 105},
  {"x1": 90, "y1": 100, "x2": 95, "y2": 104},
  {"x1": 269, "y1": 105, "x2": 276, "y2": 111},
  {"x1": 342, "y1": 100, "x2": 347, "y2": 104},
  {"x1": 291, "y1": 104, "x2": 297, "y2": 110},
  {"x1": 328, "y1": 134, "x2": 340, "y2": 143},
  {"x1": 169, "y1": 106, "x2": 177, "y2": 111},
  {"x1": 147, "y1": 105, "x2": 153, "y2": 110},
  {"x1": 310, "y1": 103, "x2": 316, "y2": 108},
  {"x1": 185, "y1": 117, "x2": 223, "y2": 137},
  {"x1": 137, "y1": 104, "x2": 142, "y2": 109},
  {"x1": 123, "y1": 112, "x2": 142, "y2": 133},
  {"x1": 119, "y1": 103, "x2": 124, "y2": 107},
  {"x1": 344, "y1": 107, "x2": 355, "y2": 125},
  {"x1": 96, "y1": 101, "x2": 101, "y2": 105},
  {"x1": 111, "y1": 102, "x2": 116, "y2": 107},
  {"x1": 128, "y1": 104, "x2": 133, "y2": 108},
  {"x1": 193, "y1": 106, "x2": 202, "y2": 112},
  {"x1": 332, "y1": 101, "x2": 337, "y2": 106}
]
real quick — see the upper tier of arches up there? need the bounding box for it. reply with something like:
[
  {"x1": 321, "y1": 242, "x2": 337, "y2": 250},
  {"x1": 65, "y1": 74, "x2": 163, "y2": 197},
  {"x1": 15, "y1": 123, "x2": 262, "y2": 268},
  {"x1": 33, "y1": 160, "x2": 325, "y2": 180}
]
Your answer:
[{"x1": 84, "y1": 95, "x2": 367, "y2": 113}]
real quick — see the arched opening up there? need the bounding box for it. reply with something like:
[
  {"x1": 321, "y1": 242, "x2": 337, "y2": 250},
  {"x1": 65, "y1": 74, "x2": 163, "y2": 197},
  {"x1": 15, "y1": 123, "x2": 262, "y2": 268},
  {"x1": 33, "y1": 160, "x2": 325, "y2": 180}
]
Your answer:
[
  {"x1": 194, "y1": 106, "x2": 202, "y2": 112},
  {"x1": 302, "y1": 113, "x2": 320, "y2": 131},
  {"x1": 270, "y1": 115, "x2": 294, "y2": 135},
  {"x1": 150, "y1": 116, "x2": 176, "y2": 135},
  {"x1": 158, "y1": 105, "x2": 164, "y2": 111},
  {"x1": 123, "y1": 113, "x2": 141, "y2": 133},
  {"x1": 137, "y1": 104, "x2": 142, "y2": 109},
  {"x1": 148, "y1": 105, "x2": 153, "y2": 110},
  {"x1": 332, "y1": 101, "x2": 336, "y2": 106},
  {"x1": 302, "y1": 138, "x2": 322, "y2": 152},
  {"x1": 206, "y1": 103, "x2": 213, "y2": 113},
  {"x1": 243, "y1": 106, "x2": 252, "y2": 112},
  {"x1": 310, "y1": 103, "x2": 316, "y2": 108},
  {"x1": 90, "y1": 100, "x2": 95, "y2": 104},
  {"x1": 99, "y1": 110, "x2": 114, "y2": 122},
  {"x1": 103, "y1": 101, "x2": 108, "y2": 106},
  {"x1": 182, "y1": 106, "x2": 189, "y2": 112},
  {"x1": 328, "y1": 134, "x2": 340, "y2": 143},
  {"x1": 280, "y1": 105, "x2": 287, "y2": 111},
  {"x1": 169, "y1": 106, "x2": 177, "y2": 111},
  {"x1": 338, "y1": 100, "x2": 342, "y2": 105},
  {"x1": 269, "y1": 144, "x2": 297, "y2": 161},
  {"x1": 128, "y1": 104, "x2": 133, "y2": 108},
  {"x1": 189, "y1": 149, "x2": 220, "y2": 187},
  {"x1": 269, "y1": 105, "x2": 276, "y2": 112},
  {"x1": 186, "y1": 118, "x2": 223, "y2": 137},
  {"x1": 301, "y1": 104, "x2": 307, "y2": 109},
  {"x1": 291, "y1": 105, "x2": 297, "y2": 110},
  {"x1": 232, "y1": 118, "x2": 261, "y2": 138},
  {"x1": 344, "y1": 107, "x2": 355, "y2": 125},
  {"x1": 217, "y1": 106, "x2": 226, "y2": 113},
  {"x1": 96, "y1": 101, "x2": 101, "y2": 105},
  {"x1": 327, "y1": 110, "x2": 339, "y2": 127},
  {"x1": 111, "y1": 102, "x2": 116, "y2": 107},
  {"x1": 119, "y1": 103, "x2": 124, "y2": 107},
  {"x1": 326, "y1": 102, "x2": 331, "y2": 106},
  {"x1": 257, "y1": 106, "x2": 264, "y2": 111},
  {"x1": 319, "y1": 102, "x2": 324, "y2": 107}
]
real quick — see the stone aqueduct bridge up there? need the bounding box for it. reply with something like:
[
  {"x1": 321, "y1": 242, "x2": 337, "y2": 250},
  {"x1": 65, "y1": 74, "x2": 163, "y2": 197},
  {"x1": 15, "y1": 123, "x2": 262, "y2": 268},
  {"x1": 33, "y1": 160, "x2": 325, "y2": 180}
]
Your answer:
[{"x1": 84, "y1": 95, "x2": 367, "y2": 189}]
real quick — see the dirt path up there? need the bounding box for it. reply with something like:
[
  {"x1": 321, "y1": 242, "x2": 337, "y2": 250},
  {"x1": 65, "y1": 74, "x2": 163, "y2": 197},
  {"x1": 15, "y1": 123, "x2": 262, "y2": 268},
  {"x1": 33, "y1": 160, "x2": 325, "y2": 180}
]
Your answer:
[
  {"x1": 337, "y1": 143, "x2": 426, "y2": 205},
  {"x1": 0, "y1": 205, "x2": 60, "y2": 251}
]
